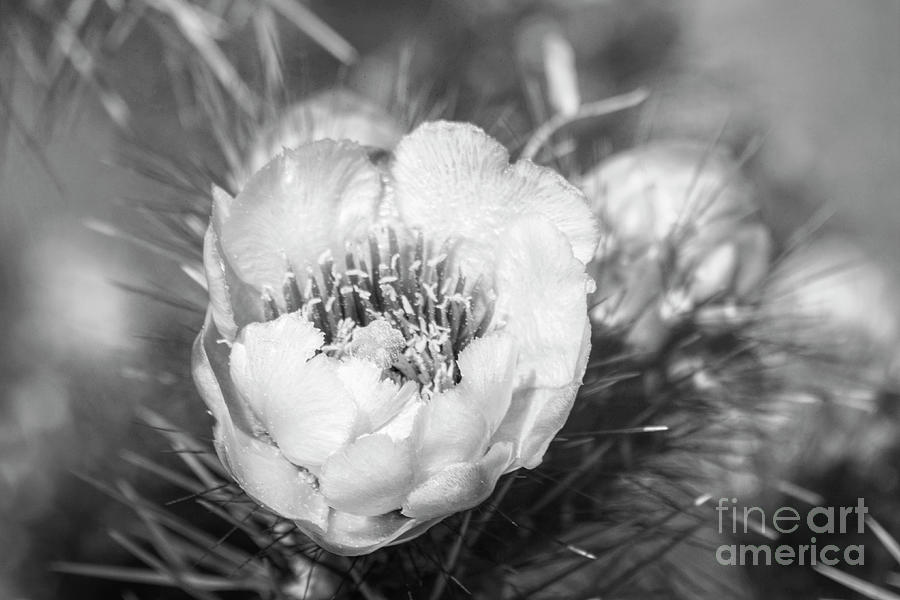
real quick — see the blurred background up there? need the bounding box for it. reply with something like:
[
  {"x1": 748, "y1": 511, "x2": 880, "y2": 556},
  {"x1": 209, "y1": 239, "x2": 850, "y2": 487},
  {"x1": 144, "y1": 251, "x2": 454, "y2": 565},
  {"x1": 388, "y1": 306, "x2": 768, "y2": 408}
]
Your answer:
[{"x1": 1, "y1": 1, "x2": 898, "y2": 598}]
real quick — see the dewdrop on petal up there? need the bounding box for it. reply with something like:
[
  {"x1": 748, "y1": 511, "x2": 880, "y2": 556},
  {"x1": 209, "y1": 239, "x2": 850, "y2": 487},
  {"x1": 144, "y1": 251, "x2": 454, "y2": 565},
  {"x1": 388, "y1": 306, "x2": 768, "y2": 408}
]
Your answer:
[
  {"x1": 193, "y1": 120, "x2": 599, "y2": 555},
  {"x1": 581, "y1": 141, "x2": 771, "y2": 353}
]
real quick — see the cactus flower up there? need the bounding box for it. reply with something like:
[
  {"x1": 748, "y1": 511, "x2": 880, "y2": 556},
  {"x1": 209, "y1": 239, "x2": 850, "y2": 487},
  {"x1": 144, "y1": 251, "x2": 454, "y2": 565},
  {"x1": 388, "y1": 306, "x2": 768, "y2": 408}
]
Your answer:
[
  {"x1": 581, "y1": 141, "x2": 771, "y2": 353},
  {"x1": 192, "y1": 120, "x2": 598, "y2": 555}
]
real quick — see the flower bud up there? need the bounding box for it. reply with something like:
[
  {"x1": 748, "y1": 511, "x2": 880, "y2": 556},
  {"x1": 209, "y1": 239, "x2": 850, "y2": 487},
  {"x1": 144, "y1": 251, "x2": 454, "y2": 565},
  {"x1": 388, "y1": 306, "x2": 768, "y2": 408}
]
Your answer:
[
  {"x1": 193, "y1": 120, "x2": 599, "y2": 554},
  {"x1": 581, "y1": 140, "x2": 772, "y2": 353},
  {"x1": 239, "y1": 89, "x2": 403, "y2": 187},
  {"x1": 752, "y1": 236, "x2": 900, "y2": 401}
]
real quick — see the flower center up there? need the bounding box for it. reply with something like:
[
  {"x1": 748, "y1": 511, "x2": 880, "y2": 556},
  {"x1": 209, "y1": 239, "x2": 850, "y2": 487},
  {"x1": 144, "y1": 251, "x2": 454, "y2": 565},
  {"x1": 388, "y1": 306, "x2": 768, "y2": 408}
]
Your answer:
[{"x1": 260, "y1": 228, "x2": 494, "y2": 394}]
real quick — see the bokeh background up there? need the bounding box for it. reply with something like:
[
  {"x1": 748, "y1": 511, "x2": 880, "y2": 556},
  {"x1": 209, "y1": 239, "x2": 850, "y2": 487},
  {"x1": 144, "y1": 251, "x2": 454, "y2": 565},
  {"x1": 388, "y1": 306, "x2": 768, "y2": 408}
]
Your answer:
[{"x1": 1, "y1": 1, "x2": 899, "y2": 598}]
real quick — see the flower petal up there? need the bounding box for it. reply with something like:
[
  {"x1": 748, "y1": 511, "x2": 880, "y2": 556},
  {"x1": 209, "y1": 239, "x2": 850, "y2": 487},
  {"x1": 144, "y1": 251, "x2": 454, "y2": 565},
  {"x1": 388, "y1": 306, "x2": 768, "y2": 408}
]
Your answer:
[
  {"x1": 491, "y1": 324, "x2": 590, "y2": 469},
  {"x1": 498, "y1": 384, "x2": 581, "y2": 469},
  {"x1": 401, "y1": 442, "x2": 514, "y2": 521},
  {"x1": 229, "y1": 314, "x2": 358, "y2": 466},
  {"x1": 455, "y1": 333, "x2": 517, "y2": 432},
  {"x1": 193, "y1": 314, "x2": 330, "y2": 530},
  {"x1": 215, "y1": 420, "x2": 331, "y2": 529},
  {"x1": 203, "y1": 224, "x2": 237, "y2": 342},
  {"x1": 220, "y1": 140, "x2": 384, "y2": 295},
  {"x1": 265, "y1": 355, "x2": 359, "y2": 467},
  {"x1": 391, "y1": 121, "x2": 598, "y2": 275},
  {"x1": 195, "y1": 312, "x2": 250, "y2": 430},
  {"x1": 374, "y1": 397, "x2": 423, "y2": 442},
  {"x1": 337, "y1": 357, "x2": 416, "y2": 433},
  {"x1": 493, "y1": 215, "x2": 591, "y2": 389},
  {"x1": 211, "y1": 183, "x2": 233, "y2": 233},
  {"x1": 319, "y1": 434, "x2": 414, "y2": 516},
  {"x1": 413, "y1": 389, "x2": 489, "y2": 475},
  {"x1": 310, "y1": 512, "x2": 438, "y2": 557},
  {"x1": 207, "y1": 186, "x2": 266, "y2": 331},
  {"x1": 229, "y1": 313, "x2": 324, "y2": 422},
  {"x1": 197, "y1": 313, "x2": 434, "y2": 556}
]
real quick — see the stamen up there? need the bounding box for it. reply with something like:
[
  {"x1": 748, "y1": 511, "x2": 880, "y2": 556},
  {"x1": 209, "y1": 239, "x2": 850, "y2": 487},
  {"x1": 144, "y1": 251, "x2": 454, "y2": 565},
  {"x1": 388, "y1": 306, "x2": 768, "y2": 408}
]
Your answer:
[
  {"x1": 262, "y1": 287, "x2": 280, "y2": 321},
  {"x1": 335, "y1": 273, "x2": 350, "y2": 321},
  {"x1": 448, "y1": 295, "x2": 468, "y2": 357},
  {"x1": 307, "y1": 267, "x2": 332, "y2": 343},
  {"x1": 412, "y1": 230, "x2": 425, "y2": 285},
  {"x1": 270, "y1": 227, "x2": 490, "y2": 392},
  {"x1": 283, "y1": 268, "x2": 304, "y2": 313},
  {"x1": 344, "y1": 251, "x2": 368, "y2": 325},
  {"x1": 339, "y1": 274, "x2": 361, "y2": 324},
  {"x1": 431, "y1": 253, "x2": 448, "y2": 300},
  {"x1": 320, "y1": 253, "x2": 336, "y2": 299},
  {"x1": 368, "y1": 233, "x2": 384, "y2": 310}
]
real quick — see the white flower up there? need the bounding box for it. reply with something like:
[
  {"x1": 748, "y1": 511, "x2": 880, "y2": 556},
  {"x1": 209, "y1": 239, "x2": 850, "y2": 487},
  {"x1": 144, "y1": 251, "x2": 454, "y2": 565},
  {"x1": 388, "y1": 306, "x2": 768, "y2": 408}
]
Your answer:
[
  {"x1": 580, "y1": 141, "x2": 771, "y2": 353},
  {"x1": 193, "y1": 120, "x2": 598, "y2": 555}
]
